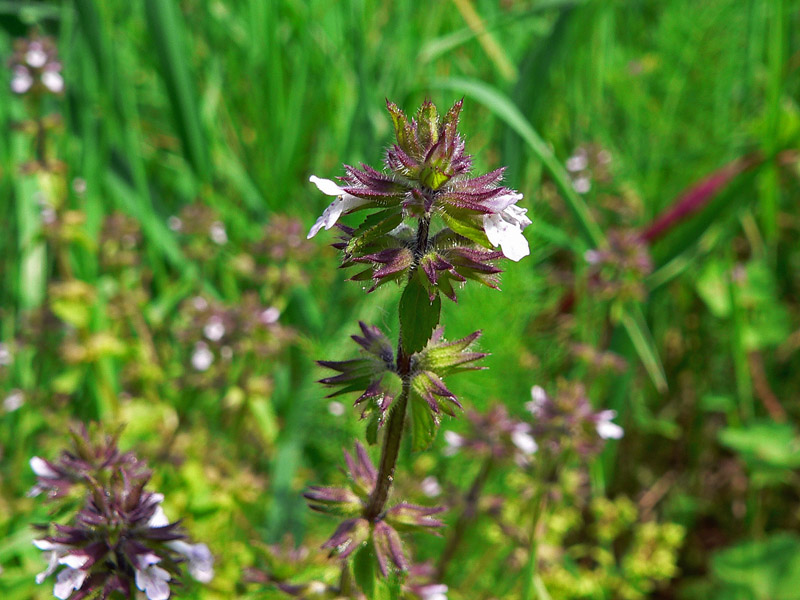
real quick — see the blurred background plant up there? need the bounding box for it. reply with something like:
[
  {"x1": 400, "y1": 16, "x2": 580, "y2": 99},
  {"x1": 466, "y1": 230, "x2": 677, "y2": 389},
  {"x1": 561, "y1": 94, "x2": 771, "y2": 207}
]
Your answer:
[{"x1": 1, "y1": 1, "x2": 799, "y2": 598}]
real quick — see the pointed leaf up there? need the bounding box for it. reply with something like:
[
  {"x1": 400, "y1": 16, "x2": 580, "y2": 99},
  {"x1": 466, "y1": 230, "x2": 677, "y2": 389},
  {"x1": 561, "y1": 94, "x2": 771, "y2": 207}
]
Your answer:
[{"x1": 399, "y1": 275, "x2": 441, "y2": 355}]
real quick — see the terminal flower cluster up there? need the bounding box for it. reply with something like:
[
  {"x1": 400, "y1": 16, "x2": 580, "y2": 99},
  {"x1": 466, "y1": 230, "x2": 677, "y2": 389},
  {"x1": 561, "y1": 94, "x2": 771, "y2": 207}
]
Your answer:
[{"x1": 308, "y1": 99, "x2": 530, "y2": 302}]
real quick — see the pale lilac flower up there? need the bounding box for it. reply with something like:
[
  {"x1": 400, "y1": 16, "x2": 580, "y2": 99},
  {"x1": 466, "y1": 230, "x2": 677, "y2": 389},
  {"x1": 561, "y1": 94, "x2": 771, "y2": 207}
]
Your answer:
[
  {"x1": 260, "y1": 306, "x2": 280, "y2": 325},
  {"x1": 53, "y1": 567, "x2": 88, "y2": 600},
  {"x1": 167, "y1": 541, "x2": 214, "y2": 583},
  {"x1": 443, "y1": 430, "x2": 464, "y2": 456},
  {"x1": 421, "y1": 476, "x2": 441, "y2": 498},
  {"x1": 573, "y1": 176, "x2": 591, "y2": 194},
  {"x1": 307, "y1": 176, "x2": 370, "y2": 238},
  {"x1": 566, "y1": 152, "x2": 588, "y2": 172},
  {"x1": 482, "y1": 204, "x2": 531, "y2": 262},
  {"x1": 191, "y1": 296, "x2": 208, "y2": 311},
  {"x1": 33, "y1": 539, "x2": 69, "y2": 584},
  {"x1": 135, "y1": 557, "x2": 171, "y2": 600},
  {"x1": 595, "y1": 410, "x2": 624, "y2": 440}
]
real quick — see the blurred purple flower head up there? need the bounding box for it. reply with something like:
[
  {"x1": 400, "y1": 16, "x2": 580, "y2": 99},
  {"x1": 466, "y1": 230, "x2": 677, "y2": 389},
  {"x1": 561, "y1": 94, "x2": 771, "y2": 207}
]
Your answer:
[
  {"x1": 526, "y1": 381, "x2": 623, "y2": 456},
  {"x1": 30, "y1": 425, "x2": 213, "y2": 599},
  {"x1": 10, "y1": 34, "x2": 63, "y2": 95}
]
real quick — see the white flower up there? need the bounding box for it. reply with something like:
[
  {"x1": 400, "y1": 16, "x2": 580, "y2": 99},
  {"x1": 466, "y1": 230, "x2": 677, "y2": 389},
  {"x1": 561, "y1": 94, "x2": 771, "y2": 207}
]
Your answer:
[
  {"x1": 566, "y1": 153, "x2": 588, "y2": 172},
  {"x1": 203, "y1": 316, "x2": 225, "y2": 341},
  {"x1": 595, "y1": 410, "x2": 624, "y2": 440},
  {"x1": 191, "y1": 342, "x2": 214, "y2": 371},
  {"x1": 443, "y1": 430, "x2": 464, "y2": 457},
  {"x1": 135, "y1": 561, "x2": 171, "y2": 600},
  {"x1": 307, "y1": 176, "x2": 370, "y2": 239},
  {"x1": 41, "y1": 70, "x2": 64, "y2": 93},
  {"x1": 0, "y1": 342, "x2": 12, "y2": 365},
  {"x1": 259, "y1": 306, "x2": 280, "y2": 325},
  {"x1": 33, "y1": 539, "x2": 69, "y2": 584},
  {"x1": 421, "y1": 476, "x2": 442, "y2": 497},
  {"x1": 30, "y1": 456, "x2": 59, "y2": 479},
  {"x1": 209, "y1": 221, "x2": 228, "y2": 245},
  {"x1": 483, "y1": 204, "x2": 531, "y2": 262},
  {"x1": 11, "y1": 66, "x2": 33, "y2": 94},
  {"x1": 573, "y1": 176, "x2": 591, "y2": 194},
  {"x1": 53, "y1": 567, "x2": 87, "y2": 600},
  {"x1": 327, "y1": 401, "x2": 345, "y2": 416},
  {"x1": 511, "y1": 429, "x2": 538, "y2": 455},
  {"x1": 167, "y1": 541, "x2": 214, "y2": 583},
  {"x1": 526, "y1": 385, "x2": 548, "y2": 416},
  {"x1": 26, "y1": 43, "x2": 47, "y2": 68},
  {"x1": 419, "y1": 584, "x2": 448, "y2": 600}
]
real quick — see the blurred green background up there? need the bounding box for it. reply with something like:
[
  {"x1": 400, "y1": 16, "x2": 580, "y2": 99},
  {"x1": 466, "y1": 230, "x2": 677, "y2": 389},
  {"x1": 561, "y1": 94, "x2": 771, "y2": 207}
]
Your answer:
[{"x1": 1, "y1": 0, "x2": 800, "y2": 598}]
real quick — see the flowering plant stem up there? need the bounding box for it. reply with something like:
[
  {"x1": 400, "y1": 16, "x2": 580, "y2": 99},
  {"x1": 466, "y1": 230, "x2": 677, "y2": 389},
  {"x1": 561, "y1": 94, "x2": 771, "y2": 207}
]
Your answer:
[{"x1": 365, "y1": 215, "x2": 431, "y2": 522}]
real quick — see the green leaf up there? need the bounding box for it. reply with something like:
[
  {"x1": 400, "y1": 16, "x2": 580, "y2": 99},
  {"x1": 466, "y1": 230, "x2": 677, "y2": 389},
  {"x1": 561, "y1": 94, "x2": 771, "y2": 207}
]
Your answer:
[
  {"x1": 415, "y1": 100, "x2": 439, "y2": 150},
  {"x1": 441, "y1": 212, "x2": 491, "y2": 248},
  {"x1": 347, "y1": 209, "x2": 404, "y2": 255},
  {"x1": 399, "y1": 275, "x2": 441, "y2": 355},
  {"x1": 409, "y1": 393, "x2": 439, "y2": 452},
  {"x1": 353, "y1": 544, "x2": 377, "y2": 598},
  {"x1": 712, "y1": 533, "x2": 800, "y2": 600}
]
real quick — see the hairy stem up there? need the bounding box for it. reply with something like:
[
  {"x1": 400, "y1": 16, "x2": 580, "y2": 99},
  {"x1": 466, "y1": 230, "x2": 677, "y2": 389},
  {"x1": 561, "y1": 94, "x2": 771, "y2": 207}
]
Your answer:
[{"x1": 363, "y1": 215, "x2": 432, "y2": 522}]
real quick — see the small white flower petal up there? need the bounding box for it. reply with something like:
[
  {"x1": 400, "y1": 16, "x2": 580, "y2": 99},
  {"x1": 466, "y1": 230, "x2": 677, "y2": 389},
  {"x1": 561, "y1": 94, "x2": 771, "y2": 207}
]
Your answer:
[
  {"x1": 168, "y1": 541, "x2": 214, "y2": 583},
  {"x1": 191, "y1": 343, "x2": 214, "y2": 372},
  {"x1": 136, "y1": 565, "x2": 171, "y2": 600},
  {"x1": 596, "y1": 410, "x2": 624, "y2": 440},
  {"x1": 53, "y1": 567, "x2": 87, "y2": 600},
  {"x1": 307, "y1": 175, "x2": 369, "y2": 238},
  {"x1": 59, "y1": 554, "x2": 89, "y2": 569},
  {"x1": 148, "y1": 505, "x2": 170, "y2": 528},
  {"x1": 511, "y1": 430, "x2": 538, "y2": 455},
  {"x1": 26, "y1": 47, "x2": 47, "y2": 68},
  {"x1": 41, "y1": 70, "x2": 64, "y2": 93},
  {"x1": 203, "y1": 316, "x2": 225, "y2": 341},
  {"x1": 30, "y1": 457, "x2": 59, "y2": 478}
]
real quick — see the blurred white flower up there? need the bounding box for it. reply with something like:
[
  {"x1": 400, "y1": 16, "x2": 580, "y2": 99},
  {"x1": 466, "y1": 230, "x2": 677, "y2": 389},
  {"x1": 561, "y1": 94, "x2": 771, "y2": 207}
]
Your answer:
[
  {"x1": 41, "y1": 70, "x2": 63, "y2": 93},
  {"x1": 421, "y1": 476, "x2": 441, "y2": 498},
  {"x1": 191, "y1": 342, "x2": 213, "y2": 371},
  {"x1": 260, "y1": 306, "x2": 280, "y2": 325},
  {"x1": 203, "y1": 316, "x2": 225, "y2": 342},
  {"x1": 595, "y1": 410, "x2": 624, "y2": 440},
  {"x1": 526, "y1": 385, "x2": 548, "y2": 416},
  {"x1": 209, "y1": 221, "x2": 228, "y2": 245},
  {"x1": 573, "y1": 176, "x2": 591, "y2": 194},
  {"x1": 25, "y1": 43, "x2": 47, "y2": 68},
  {"x1": 566, "y1": 153, "x2": 588, "y2": 172},
  {"x1": 167, "y1": 541, "x2": 214, "y2": 583},
  {"x1": 307, "y1": 176, "x2": 370, "y2": 238},
  {"x1": 327, "y1": 401, "x2": 345, "y2": 416},
  {"x1": 511, "y1": 429, "x2": 538, "y2": 455},
  {"x1": 0, "y1": 342, "x2": 12, "y2": 366},
  {"x1": 11, "y1": 66, "x2": 33, "y2": 94},
  {"x1": 443, "y1": 430, "x2": 464, "y2": 456}
]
